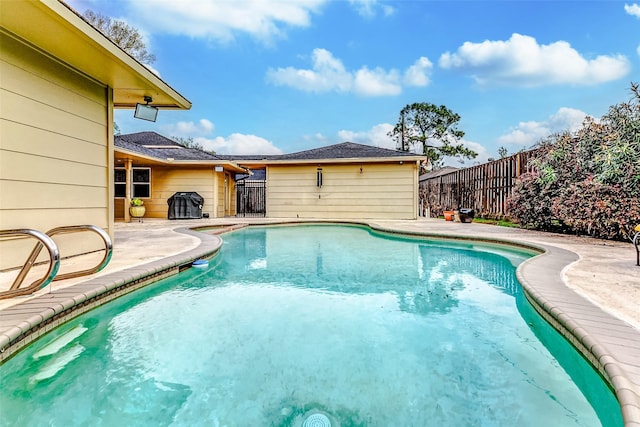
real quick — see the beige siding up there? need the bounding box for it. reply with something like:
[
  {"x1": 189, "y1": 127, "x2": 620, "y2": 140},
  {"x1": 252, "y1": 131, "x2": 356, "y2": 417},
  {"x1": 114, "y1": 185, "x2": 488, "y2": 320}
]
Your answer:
[
  {"x1": 0, "y1": 32, "x2": 110, "y2": 269},
  {"x1": 214, "y1": 171, "x2": 224, "y2": 218},
  {"x1": 266, "y1": 163, "x2": 418, "y2": 219},
  {"x1": 116, "y1": 167, "x2": 237, "y2": 220},
  {"x1": 214, "y1": 171, "x2": 235, "y2": 218},
  {"x1": 228, "y1": 173, "x2": 237, "y2": 217},
  {"x1": 144, "y1": 167, "x2": 215, "y2": 218},
  {"x1": 114, "y1": 198, "x2": 125, "y2": 220}
]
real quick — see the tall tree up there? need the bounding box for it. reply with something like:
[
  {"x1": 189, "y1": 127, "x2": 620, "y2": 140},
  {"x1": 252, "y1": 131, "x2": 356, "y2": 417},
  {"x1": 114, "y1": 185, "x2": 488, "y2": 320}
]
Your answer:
[
  {"x1": 388, "y1": 102, "x2": 477, "y2": 168},
  {"x1": 83, "y1": 10, "x2": 156, "y2": 65}
]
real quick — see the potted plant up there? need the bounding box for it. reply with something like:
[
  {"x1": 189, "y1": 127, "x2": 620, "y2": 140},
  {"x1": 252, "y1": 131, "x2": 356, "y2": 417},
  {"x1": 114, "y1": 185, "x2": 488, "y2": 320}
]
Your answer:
[
  {"x1": 443, "y1": 209, "x2": 455, "y2": 221},
  {"x1": 129, "y1": 198, "x2": 146, "y2": 220}
]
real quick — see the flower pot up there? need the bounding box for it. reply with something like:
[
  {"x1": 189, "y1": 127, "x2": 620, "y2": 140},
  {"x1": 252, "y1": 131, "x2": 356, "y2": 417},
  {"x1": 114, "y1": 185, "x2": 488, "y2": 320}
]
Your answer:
[
  {"x1": 444, "y1": 210, "x2": 455, "y2": 221},
  {"x1": 129, "y1": 205, "x2": 146, "y2": 222}
]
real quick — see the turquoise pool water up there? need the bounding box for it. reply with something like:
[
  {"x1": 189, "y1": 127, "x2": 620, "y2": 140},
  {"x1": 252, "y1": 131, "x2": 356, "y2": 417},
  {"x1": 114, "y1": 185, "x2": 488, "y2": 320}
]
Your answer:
[{"x1": 0, "y1": 225, "x2": 622, "y2": 426}]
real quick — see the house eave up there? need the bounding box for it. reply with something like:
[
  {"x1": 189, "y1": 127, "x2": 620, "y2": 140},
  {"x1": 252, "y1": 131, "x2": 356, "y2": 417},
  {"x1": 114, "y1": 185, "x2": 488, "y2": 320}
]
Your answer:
[
  {"x1": 0, "y1": 0, "x2": 191, "y2": 110},
  {"x1": 114, "y1": 148, "x2": 246, "y2": 172}
]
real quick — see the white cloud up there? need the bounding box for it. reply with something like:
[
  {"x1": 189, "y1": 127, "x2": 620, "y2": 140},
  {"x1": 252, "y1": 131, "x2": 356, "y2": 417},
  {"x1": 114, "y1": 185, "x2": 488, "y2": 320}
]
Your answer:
[
  {"x1": 71, "y1": 0, "x2": 392, "y2": 44},
  {"x1": 381, "y1": 5, "x2": 396, "y2": 17},
  {"x1": 338, "y1": 123, "x2": 396, "y2": 149},
  {"x1": 439, "y1": 33, "x2": 630, "y2": 87},
  {"x1": 625, "y1": 3, "x2": 640, "y2": 18},
  {"x1": 353, "y1": 67, "x2": 402, "y2": 96},
  {"x1": 547, "y1": 107, "x2": 588, "y2": 131},
  {"x1": 496, "y1": 107, "x2": 589, "y2": 146},
  {"x1": 197, "y1": 134, "x2": 283, "y2": 155},
  {"x1": 403, "y1": 57, "x2": 433, "y2": 86},
  {"x1": 441, "y1": 140, "x2": 491, "y2": 167},
  {"x1": 267, "y1": 49, "x2": 432, "y2": 96},
  {"x1": 348, "y1": 0, "x2": 396, "y2": 18},
  {"x1": 143, "y1": 63, "x2": 161, "y2": 77},
  {"x1": 301, "y1": 133, "x2": 330, "y2": 145},
  {"x1": 162, "y1": 119, "x2": 215, "y2": 136},
  {"x1": 267, "y1": 49, "x2": 353, "y2": 93},
  {"x1": 160, "y1": 119, "x2": 281, "y2": 154},
  {"x1": 124, "y1": 0, "x2": 326, "y2": 44}
]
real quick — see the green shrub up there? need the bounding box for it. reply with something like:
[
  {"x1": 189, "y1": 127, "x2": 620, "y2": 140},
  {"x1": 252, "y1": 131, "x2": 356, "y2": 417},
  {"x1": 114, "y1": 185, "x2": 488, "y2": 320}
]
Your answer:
[
  {"x1": 553, "y1": 178, "x2": 640, "y2": 240},
  {"x1": 507, "y1": 83, "x2": 640, "y2": 241}
]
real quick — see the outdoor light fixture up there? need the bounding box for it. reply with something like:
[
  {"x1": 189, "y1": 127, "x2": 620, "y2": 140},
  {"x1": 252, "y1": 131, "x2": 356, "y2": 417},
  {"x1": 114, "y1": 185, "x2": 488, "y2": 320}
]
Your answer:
[
  {"x1": 134, "y1": 96, "x2": 158, "y2": 122},
  {"x1": 317, "y1": 167, "x2": 323, "y2": 187}
]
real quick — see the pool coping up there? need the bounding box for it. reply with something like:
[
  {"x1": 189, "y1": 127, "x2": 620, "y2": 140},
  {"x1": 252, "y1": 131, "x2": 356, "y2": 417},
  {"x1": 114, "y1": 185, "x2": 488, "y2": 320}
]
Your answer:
[{"x1": 0, "y1": 220, "x2": 638, "y2": 425}]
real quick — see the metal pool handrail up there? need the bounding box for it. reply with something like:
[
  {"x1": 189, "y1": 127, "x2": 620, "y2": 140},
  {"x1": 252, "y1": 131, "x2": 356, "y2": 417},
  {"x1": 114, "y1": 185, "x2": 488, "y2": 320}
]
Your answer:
[
  {"x1": 47, "y1": 225, "x2": 113, "y2": 281},
  {"x1": 0, "y1": 229, "x2": 60, "y2": 299},
  {"x1": 0, "y1": 225, "x2": 113, "y2": 299}
]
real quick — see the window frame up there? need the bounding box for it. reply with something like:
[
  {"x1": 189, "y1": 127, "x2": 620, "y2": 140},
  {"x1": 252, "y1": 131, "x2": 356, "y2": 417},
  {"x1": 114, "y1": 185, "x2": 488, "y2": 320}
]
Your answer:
[
  {"x1": 114, "y1": 167, "x2": 127, "y2": 198},
  {"x1": 131, "y1": 167, "x2": 151, "y2": 199},
  {"x1": 114, "y1": 167, "x2": 151, "y2": 199}
]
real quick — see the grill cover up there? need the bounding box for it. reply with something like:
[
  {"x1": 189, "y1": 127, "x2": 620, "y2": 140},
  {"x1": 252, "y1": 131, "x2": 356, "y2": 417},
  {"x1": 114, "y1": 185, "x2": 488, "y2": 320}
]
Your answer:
[{"x1": 167, "y1": 192, "x2": 204, "y2": 219}]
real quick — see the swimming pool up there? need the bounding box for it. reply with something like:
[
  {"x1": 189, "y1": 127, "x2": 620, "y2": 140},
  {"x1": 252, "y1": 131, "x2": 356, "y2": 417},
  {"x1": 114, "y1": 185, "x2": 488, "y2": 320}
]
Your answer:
[{"x1": 0, "y1": 224, "x2": 622, "y2": 426}]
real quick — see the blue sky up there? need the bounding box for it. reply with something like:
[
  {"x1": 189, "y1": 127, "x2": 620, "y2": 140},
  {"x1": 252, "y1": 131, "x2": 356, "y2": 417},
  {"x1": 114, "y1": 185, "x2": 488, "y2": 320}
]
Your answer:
[{"x1": 68, "y1": 0, "x2": 640, "y2": 165}]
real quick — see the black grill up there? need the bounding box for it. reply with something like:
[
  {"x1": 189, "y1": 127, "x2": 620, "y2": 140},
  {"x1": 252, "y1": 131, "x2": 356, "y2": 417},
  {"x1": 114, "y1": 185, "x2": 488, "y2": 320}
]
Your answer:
[{"x1": 167, "y1": 192, "x2": 204, "y2": 219}]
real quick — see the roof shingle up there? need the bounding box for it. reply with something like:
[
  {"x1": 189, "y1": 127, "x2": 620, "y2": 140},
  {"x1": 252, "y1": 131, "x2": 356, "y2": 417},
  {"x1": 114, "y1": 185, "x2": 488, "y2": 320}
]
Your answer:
[
  {"x1": 219, "y1": 142, "x2": 420, "y2": 161},
  {"x1": 115, "y1": 132, "x2": 221, "y2": 161}
]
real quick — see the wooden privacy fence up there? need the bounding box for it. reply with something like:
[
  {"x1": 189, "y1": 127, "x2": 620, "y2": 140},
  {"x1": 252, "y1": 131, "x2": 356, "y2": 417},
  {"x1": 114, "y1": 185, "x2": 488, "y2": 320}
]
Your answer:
[{"x1": 419, "y1": 148, "x2": 542, "y2": 218}]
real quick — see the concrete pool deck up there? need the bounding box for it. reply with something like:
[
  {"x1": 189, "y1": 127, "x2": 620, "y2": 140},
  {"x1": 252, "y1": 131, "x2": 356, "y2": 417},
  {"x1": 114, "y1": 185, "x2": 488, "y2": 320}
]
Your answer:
[{"x1": 0, "y1": 217, "x2": 639, "y2": 425}]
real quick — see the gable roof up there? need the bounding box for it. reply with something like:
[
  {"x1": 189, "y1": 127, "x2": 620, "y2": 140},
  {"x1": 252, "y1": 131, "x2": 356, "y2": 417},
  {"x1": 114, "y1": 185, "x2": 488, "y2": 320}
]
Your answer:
[
  {"x1": 116, "y1": 133, "x2": 426, "y2": 169},
  {"x1": 115, "y1": 132, "x2": 220, "y2": 161},
  {"x1": 275, "y1": 142, "x2": 419, "y2": 160},
  {"x1": 219, "y1": 142, "x2": 425, "y2": 165}
]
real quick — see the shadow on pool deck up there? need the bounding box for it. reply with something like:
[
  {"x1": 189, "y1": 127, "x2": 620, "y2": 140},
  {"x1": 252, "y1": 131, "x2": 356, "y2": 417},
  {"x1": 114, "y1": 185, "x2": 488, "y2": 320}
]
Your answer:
[{"x1": 1, "y1": 217, "x2": 639, "y2": 424}]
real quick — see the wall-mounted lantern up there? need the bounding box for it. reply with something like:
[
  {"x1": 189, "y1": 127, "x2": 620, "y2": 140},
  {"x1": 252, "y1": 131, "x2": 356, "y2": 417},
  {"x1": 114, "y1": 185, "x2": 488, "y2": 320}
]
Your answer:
[{"x1": 317, "y1": 167, "x2": 323, "y2": 187}]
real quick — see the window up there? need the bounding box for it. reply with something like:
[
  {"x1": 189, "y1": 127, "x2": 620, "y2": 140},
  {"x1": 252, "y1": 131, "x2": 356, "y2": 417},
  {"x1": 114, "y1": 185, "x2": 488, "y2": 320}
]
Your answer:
[
  {"x1": 132, "y1": 168, "x2": 151, "y2": 198},
  {"x1": 114, "y1": 167, "x2": 151, "y2": 198},
  {"x1": 114, "y1": 168, "x2": 126, "y2": 198}
]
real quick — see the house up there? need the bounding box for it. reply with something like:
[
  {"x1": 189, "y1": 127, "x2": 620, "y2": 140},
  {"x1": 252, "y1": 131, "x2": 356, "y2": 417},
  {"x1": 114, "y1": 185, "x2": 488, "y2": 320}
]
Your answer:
[
  {"x1": 114, "y1": 132, "x2": 246, "y2": 220},
  {"x1": 221, "y1": 142, "x2": 426, "y2": 220},
  {"x1": 0, "y1": 1, "x2": 190, "y2": 270},
  {"x1": 117, "y1": 133, "x2": 425, "y2": 220}
]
